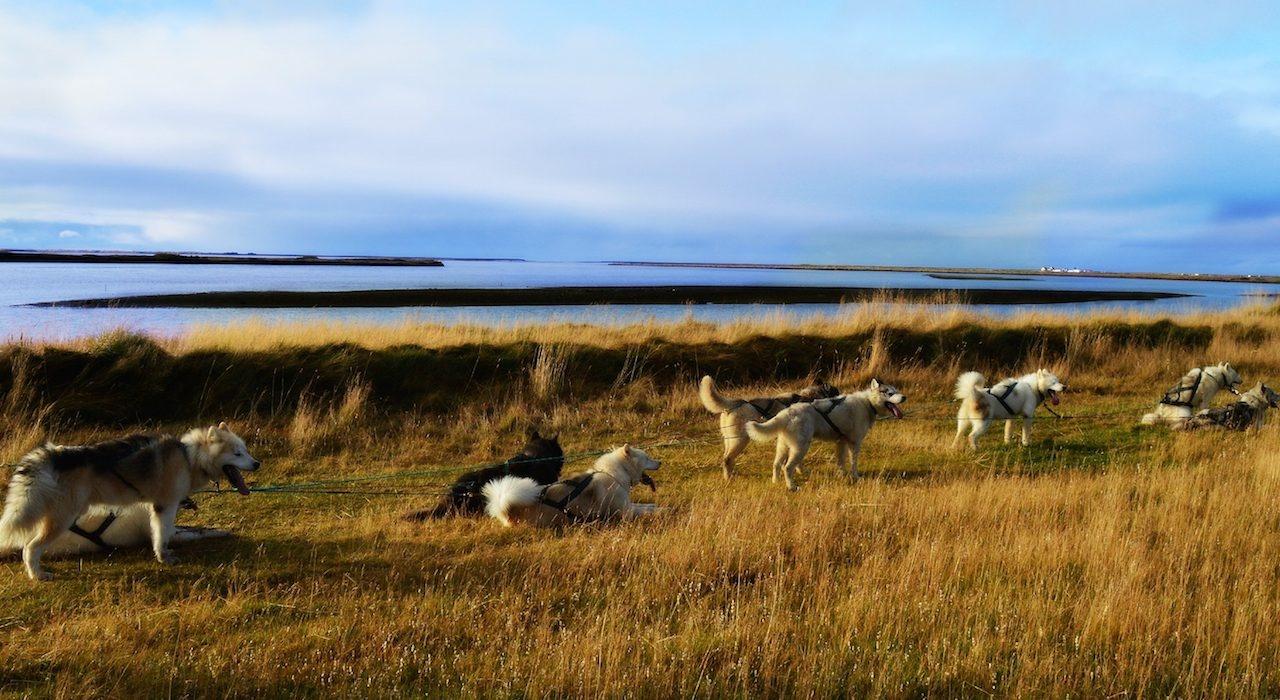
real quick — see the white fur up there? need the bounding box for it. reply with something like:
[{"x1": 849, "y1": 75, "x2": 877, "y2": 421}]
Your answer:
[
  {"x1": 482, "y1": 476, "x2": 544, "y2": 527},
  {"x1": 744, "y1": 379, "x2": 906, "y2": 490},
  {"x1": 951, "y1": 369, "x2": 1066, "y2": 450},
  {"x1": 1141, "y1": 363, "x2": 1242, "y2": 427}
]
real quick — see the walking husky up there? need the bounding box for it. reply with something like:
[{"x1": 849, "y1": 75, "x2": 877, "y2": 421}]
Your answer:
[
  {"x1": 403, "y1": 430, "x2": 563, "y2": 520},
  {"x1": 744, "y1": 379, "x2": 906, "y2": 490},
  {"x1": 952, "y1": 370, "x2": 1065, "y2": 450},
  {"x1": 698, "y1": 375, "x2": 841, "y2": 479},
  {"x1": 1180, "y1": 381, "x2": 1280, "y2": 432},
  {"x1": 1140, "y1": 362, "x2": 1243, "y2": 427},
  {"x1": 0, "y1": 424, "x2": 259, "y2": 581},
  {"x1": 483, "y1": 445, "x2": 660, "y2": 527}
]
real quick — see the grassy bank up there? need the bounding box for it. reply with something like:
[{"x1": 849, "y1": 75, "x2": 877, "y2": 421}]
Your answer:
[{"x1": 2, "y1": 301, "x2": 1279, "y2": 696}]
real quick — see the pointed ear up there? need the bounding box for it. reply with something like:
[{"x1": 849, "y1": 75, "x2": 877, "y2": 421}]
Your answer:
[
  {"x1": 622, "y1": 443, "x2": 632, "y2": 455},
  {"x1": 217, "y1": 421, "x2": 228, "y2": 430},
  {"x1": 528, "y1": 428, "x2": 541, "y2": 440},
  {"x1": 870, "y1": 378, "x2": 880, "y2": 389},
  {"x1": 207, "y1": 426, "x2": 218, "y2": 439}
]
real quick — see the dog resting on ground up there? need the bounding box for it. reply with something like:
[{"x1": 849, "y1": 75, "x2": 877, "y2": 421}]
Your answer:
[
  {"x1": 744, "y1": 379, "x2": 906, "y2": 490},
  {"x1": 483, "y1": 445, "x2": 659, "y2": 527},
  {"x1": 698, "y1": 375, "x2": 841, "y2": 479},
  {"x1": 1141, "y1": 362, "x2": 1243, "y2": 428},
  {"x1": 0, "y1": 424, "x2": 259, "y2": 581},
  {"x1": 1180, "y1": 381, "x2": 1280, "y2": 432},
  {"x1": 952, "y1": 369, "x2": 1066, "y2": 450},
  {"x1": 403, "y1": 430, "x2": 563, "y2": 520}
]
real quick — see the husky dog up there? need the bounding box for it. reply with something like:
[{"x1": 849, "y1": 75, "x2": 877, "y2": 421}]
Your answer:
[
  {"x1": 483, "y1": 445, "x2": 660, "y2": 527},
  {"x1": 1141, "y1": 362, "x2": 1242, "y2": 427},
  {"x1": 0, "y1": 424, "x2": 259, "y2": 581},
  {"x1": 952, "y1": 370, "x2": 1066, "y2": 450},
  {"x1": 698, "y1": 375, "x2": 841, "y2": 479},
  {"x1": 744, "y1": 379, "x2": 906, "y2": 490},
  {"x1": 1181, "y1": 382, "x2": 1280, "y2": 432},
  {"x1": 404, "y1": 430, "x2": 564, "y2": 520}
]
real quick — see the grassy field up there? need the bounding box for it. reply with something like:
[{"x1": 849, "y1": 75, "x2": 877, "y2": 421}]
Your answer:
[{"x1": 2, "y1": 301, "x2": 1280, "y2": 697}]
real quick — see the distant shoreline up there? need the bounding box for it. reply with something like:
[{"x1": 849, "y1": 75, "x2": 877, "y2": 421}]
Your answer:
[
  {"x1": 607, "y1": 261, "x2": 1280, "y2": 285},
  {"x1": 0, "y1": 250, "x2": 444, "y2": 267},
  {"x1": 30, "y1": 285, "x2": 1190, "y2": 309}
]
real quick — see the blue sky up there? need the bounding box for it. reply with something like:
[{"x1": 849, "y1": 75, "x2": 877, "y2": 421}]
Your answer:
[{"x1": 1, "y1": 1, "x2": 1279, "y2": 272}]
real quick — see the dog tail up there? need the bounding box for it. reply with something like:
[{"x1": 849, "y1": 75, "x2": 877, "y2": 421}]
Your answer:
[
  {"x1": 482, "y1": 476, "x2": 543, "y2": 527},
  {"x1": 744, "y1": 412, "x2": 788, "y2": 442},
  {"x1": 698, "y1": 376, "x2": 739, "y2": 414},
  {"x1": 0, "y1": 455, "x2": 54, "y2": 550},
  {"x1": 954, "y1": 371, "x2": 987, "y2": 401},
  {"x1": 1139, "y1": 411, "x2": 1160, "y2": 426}
]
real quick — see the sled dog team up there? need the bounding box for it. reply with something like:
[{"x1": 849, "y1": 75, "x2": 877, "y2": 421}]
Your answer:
[{"x1": 3, "y1": 363, "x2": 1276, "y2": 580}]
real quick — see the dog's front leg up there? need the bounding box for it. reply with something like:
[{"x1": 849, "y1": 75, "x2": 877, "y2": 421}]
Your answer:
[
  {"x1": 149, "y1": 503, "x2": 179, "y2": 564},
  {"x1": 1021, "y1": 417, "x2": 1033, "y2": 446}
]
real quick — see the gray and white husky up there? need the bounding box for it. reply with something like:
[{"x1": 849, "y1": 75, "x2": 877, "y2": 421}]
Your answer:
[
  {"x1": 1141, "y1": 362, "x2": 1242, "y2": 428},
  {"x1": 0, "y1": 424, "x2": 259, "y2": 581}
]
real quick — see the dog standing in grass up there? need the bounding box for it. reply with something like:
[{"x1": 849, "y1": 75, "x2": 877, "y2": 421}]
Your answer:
[
  {"x1": 483, "y1": 445, "x2": 659, "y2": 527},
  {"x1": 952, "y1": 370, "x2": 1065, "y2": 450},
  {"x1": 744, "y1": 379, "x2": 906, "y2": 490},
  {"x1": 1141, "y1": 362, "x2": 1242, "y2": 428},
  {"x1": 698, "y1": 375, "x2": 841, "y2": 479},
  {"x1": 0, "y1": 423, "x2": 259, "y2": 581}
]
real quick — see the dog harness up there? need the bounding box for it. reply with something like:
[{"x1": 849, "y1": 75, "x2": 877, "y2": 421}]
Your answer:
[
  {"x1": 539, "y1": 473, "x2": 596, "y2": 512},
  {"x1": 68, "y1": 513, "x2": 120, "y2": 551},
  {"x1": 812, "y1": 397, "x2": 873, "y2": 444},
  {"x1": 1190, "y1": 401, "x2": 1259, "y2": 431},
  {"x1": 987, "y1": 381, "x2": 1019, "y2": 414},
  {"x1": 1160, "y1": 369, "x2": 1205, "y2": 407}
]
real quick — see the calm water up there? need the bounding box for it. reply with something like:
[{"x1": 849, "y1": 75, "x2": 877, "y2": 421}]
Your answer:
[{"x1": 1, "y1": 260, "x2": 1275, "y2": 341}]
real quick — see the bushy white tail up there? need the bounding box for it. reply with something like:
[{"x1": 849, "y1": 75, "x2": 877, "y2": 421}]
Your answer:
[
  {"x1": 954, "y1": 371, "x2": 987, "y2": 401},
  {"x1": 744, "y1": 413, "x2": 788, "y2": 442},
  {"x1": 482, "y1": 476, "x2": 543, "y2": 527},
  {"x1": 0, "y1": 466, "x2": 54, "y2": 550},
  {"x1": 698, "y1": 376, "x2": 738, "y2": 414}
]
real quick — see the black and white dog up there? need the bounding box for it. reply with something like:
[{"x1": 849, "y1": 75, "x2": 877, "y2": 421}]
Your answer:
[{"x1": 404, "y1": 430, "x2": 564, "y2": 520}]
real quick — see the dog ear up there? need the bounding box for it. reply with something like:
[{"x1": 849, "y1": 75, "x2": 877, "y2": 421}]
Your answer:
[
  {"x1": 528, "y1": 427, "x2": 541, "y2": 440},
  {"x1": 217, "y1": 421, "x2": 228, "y2": 430},
  {"x1": 207, "y1": 425, "x2": 219, "y2": 439},
  {"x1": 622, "y1": 443, "x2": 632, "y2": 456}
]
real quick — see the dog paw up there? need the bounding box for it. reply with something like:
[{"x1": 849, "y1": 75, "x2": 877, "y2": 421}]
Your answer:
[
  {"x1": 29, "y1": 570, "x2": 53, "y2": 582},
  {"x1": 157, "y1": 551, "x2": 180, "y2": 565}
]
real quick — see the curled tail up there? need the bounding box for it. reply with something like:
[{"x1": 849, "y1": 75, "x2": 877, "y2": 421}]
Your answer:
[
  {"x1": 954, "y1": 371, "x2": 987, "y2": 401},
  {"x1": 699, "y1": 376, "x2": 740, "y2": 414},
  {"x1": 482, "y1": 476, "x2": 543, "y2": 527},
  {"x1": 744, "y1": 411, "x2": 789, "y2": 443},
  {"x1": 0, "y1": 461, "x2": 54, "y2": 550}
]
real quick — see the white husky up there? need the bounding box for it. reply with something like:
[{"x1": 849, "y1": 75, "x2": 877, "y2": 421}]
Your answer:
[
  {"x1": 1140, "y1": 362, "x2": 1242, "y2": 427},
  {"x1": 483, "y1": 445, "x2": 660, "y2": 527},
  {"x1": 952, "y1": 370, "x2": 1065, "y2": 450},
  {"x1": 744, "y1": 379, "x2": 906, "y2": 490}
]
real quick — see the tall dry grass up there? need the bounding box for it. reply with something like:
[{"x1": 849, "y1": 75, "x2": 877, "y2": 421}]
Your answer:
[{"x1": 1, "y1": 301, "x2": 1279, "y2": 695}]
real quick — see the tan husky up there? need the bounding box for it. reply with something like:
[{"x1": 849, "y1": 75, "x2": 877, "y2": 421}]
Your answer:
[
  {"x1": 698, "y1": 375, "x2": 841, "y2": 479},
  {"x1": 745, "y1": 380, "x2": 906, "y2": 490},
  {"x1": 0, "y1": 424, "x2": 259, "y2": 581}
]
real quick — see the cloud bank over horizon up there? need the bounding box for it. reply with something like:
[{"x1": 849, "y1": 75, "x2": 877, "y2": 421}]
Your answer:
[{"x1": 1, "y1": 1, "x2": 1279, "y2": 272}]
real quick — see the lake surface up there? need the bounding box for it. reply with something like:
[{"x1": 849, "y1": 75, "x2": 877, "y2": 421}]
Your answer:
[{"x1": 1, "y1": 260, "x2": 1275, "y2": 341}]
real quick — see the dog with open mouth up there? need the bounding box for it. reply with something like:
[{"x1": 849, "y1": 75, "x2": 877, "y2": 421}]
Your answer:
[
  {"x1": 952, "y1": 369, "x2": 1066, "y2": 450},
  {"x1": 744, "y1": 379, "x2": 907, "y2": 490},
  {"x1": 0, "y1": 422, "x2": 259, "y2": 581}
]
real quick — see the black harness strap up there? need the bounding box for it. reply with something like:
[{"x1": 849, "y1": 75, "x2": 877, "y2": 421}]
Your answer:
[
  {"x1": 1161, "y1": 369, "x2": 1205, "y2": 407},
  {"x1": 814, "y1": 397, "x2": 858, "y2": 444},
  {"x1": 989, "y1": 382, "x2": 1018, "y2": 415},
  {"x1": 68, "y1": 512, "x2": 120, "y2": 551},
  {"x1": 539, "y1": 473, "x2": 596, "y2": 512}
]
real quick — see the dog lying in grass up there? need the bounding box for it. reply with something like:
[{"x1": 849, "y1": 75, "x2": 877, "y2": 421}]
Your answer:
[
  {"x1": 952, "y1": 370, "x2": 1066, "y2": 450},
  {"x1": 483, "y1": 445, "x2": 659, "y2": 527},
  {"x1": 1180, "y1": 382, "x2": 1280, "y2": 432},
  {"x1": 404, "y1": 430, "x2": 564, "y2": 520},
  {"x1": 1141, "y1": 362, "x2": 1242, "y2": 428},
  {"x1": 698, "y1": 375, "x2": 841, "y2": 480},
  {"x1": 745, "y1": 379, "x2": 906, "y2": 490},
  {"x1": 0, "y1": 423, "x2": 259, "y2": 581}
]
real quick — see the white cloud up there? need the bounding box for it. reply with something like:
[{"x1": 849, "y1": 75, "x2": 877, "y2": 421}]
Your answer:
[{"x1": 57, "y1": 229, "x2": 79, "y2": 238}]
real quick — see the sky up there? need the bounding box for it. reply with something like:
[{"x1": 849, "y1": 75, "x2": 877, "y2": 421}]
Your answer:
[{"x1": 1, "y1": 1, "x2": 1279, "y2": 272}]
